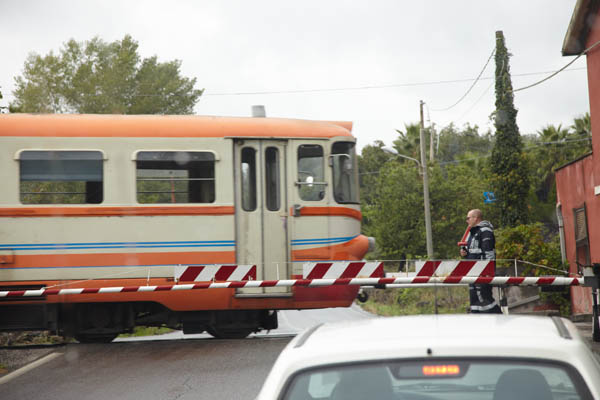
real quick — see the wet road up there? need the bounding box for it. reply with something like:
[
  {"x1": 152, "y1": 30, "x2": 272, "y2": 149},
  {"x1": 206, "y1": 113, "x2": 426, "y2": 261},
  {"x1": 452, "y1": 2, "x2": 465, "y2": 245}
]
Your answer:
[{"x1": 1, "y1": 305, "x2": 373, "y2": 400}]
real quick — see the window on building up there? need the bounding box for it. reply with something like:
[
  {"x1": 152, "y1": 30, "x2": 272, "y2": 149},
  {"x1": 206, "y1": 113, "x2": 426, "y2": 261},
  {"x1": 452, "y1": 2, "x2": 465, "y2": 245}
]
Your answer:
[
  {"x1": 573, "y1": 205, "x2": 591, "y2": 266},
  {"x1": 136, "y1": 151, "x2": 215, "y2": 204},
  {"x1": 297, "y1": 145, "x2": 325, "y2": 201},
  {"x1": 20, "y1": 150, "x2": 103, "y2": 204}
]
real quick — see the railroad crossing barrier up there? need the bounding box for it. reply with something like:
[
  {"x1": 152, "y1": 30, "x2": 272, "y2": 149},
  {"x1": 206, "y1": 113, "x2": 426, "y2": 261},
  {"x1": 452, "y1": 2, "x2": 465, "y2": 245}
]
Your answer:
[
  {"x1": 1, "y1": 259, "x2": 595, "y2": 341},
  {"x1": 0, "y1": 275, "x2": 584, "y2": 298}
]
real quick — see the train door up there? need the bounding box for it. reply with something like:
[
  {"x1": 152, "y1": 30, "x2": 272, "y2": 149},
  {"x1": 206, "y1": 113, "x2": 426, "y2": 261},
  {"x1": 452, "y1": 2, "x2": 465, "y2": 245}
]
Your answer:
[
  {"x1": 234, "y1": 140, "x2": 290, "y2": 295},
  {"x1": 289, "y1": 140, "x2": 331, "y2": 265}
]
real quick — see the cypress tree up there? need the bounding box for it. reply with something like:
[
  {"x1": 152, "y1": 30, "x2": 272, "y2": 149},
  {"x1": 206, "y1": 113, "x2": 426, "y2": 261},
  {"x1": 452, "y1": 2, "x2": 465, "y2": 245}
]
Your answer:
[{"x1": 490, "y1": 31, "x2": 529, "y2": 227}]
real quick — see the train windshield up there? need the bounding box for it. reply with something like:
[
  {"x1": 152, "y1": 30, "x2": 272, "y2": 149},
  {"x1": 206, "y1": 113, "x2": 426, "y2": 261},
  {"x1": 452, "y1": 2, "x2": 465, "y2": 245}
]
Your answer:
[{"x1": 331, "y1": 142, "x2": 359, "y2": 204}]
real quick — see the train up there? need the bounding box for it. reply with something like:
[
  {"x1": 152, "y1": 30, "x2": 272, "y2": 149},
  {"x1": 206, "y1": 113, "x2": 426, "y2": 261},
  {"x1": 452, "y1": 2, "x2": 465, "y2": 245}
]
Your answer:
[{"x1": 0, "y1": 113, "x2": 371, "y2": 341}]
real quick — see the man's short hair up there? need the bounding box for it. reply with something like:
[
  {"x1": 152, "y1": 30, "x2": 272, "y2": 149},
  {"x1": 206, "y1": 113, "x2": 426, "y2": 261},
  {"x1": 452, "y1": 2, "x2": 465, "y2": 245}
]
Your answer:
[{"x1": 470, "y1": 209, "x2": 483, "y2": 219}]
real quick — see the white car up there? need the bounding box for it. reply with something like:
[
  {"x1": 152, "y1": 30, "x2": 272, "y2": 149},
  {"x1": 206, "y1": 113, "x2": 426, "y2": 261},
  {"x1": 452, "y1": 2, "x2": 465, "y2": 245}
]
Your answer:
[{"x1": 257, "y1": 314, "x2": 600, "y2": 400}]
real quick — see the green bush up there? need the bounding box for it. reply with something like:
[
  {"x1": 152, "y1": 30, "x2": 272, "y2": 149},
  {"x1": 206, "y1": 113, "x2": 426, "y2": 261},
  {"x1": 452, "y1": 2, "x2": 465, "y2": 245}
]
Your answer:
[{"x1": 496, "y1": 223, "x2": 571, "y2": 316}]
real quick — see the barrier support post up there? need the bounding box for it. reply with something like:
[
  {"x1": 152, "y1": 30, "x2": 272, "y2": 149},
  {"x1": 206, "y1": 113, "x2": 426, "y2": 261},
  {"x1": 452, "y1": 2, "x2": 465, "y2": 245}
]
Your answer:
[
  {"x1": 593, "y1": 286, "x2": 599, "y2": 342},
  {"x1": 583, "y1": 263, "x2": 600, "y2": 342}
]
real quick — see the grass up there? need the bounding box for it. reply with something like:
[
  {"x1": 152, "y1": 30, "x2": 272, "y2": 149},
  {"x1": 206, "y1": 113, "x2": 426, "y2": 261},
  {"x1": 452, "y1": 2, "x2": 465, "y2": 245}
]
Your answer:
[
  {"x1": 118, "y1": 326, "x2": 173, "y2": 338},
  {"x1": 0, "y1": 331, "x2": 67, "y2": 346},
  {"x1": 359, "y1": 286, "x2": 470, "y2": 316}
]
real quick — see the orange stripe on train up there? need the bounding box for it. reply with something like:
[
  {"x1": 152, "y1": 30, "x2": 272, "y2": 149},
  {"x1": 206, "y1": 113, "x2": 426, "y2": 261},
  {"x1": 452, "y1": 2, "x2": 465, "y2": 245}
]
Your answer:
[
  {"x1": 290, "y1": 206, "x2": 362, "y2": 222},
  {"x1": 0, "y1": 206, "x2": 235, "y2": 217},
  {"x1": 292, "y1": 235, "x2": 369, "y2": 261},
  {"x1": 3, "y1": 251, "x2": 236, "y2": 268}
]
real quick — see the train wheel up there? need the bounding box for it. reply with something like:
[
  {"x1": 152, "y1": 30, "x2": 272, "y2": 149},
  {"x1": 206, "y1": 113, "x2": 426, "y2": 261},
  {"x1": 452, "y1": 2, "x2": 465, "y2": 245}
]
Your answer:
[
  {"x1": 74, "y1": 333, "x2": 118, "y2": 343},
  {"x1": 357, "y1": 290, "x2": 369, "y2": 303},
  {"x1": 206, "y1": 326, "x2": 253, "y2": 339}
]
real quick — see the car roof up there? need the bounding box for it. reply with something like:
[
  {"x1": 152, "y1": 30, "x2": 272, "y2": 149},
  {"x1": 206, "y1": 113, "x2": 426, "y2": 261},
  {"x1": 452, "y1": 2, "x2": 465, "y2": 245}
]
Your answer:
[
  {"x1": 258, "y1": 314, "x2": 600, "y2": 400},
  {"x1": 305, "y1": 314, "x2": 566, "y2": 346},
  {"x1": 288, "y1": 314, "x2": 588, "y2": 363}
]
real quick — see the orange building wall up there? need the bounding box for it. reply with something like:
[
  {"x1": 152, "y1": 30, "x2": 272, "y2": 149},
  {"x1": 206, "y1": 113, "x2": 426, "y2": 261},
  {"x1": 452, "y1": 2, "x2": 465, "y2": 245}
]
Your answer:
[
  {"x1": 588, "y1": 10, "x2": 600, "y2": 185},
  {"x1": 555, "y1": 8, "x2": 600, "y2": 315},
  {"x1": 555, "y1": 156, "x2": 595, "y2": 315}
]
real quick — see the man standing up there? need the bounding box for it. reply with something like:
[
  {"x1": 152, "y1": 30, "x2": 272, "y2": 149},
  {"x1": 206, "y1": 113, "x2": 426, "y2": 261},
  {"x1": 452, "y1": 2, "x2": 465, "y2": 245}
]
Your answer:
[{"x1": 460, "y1": 209, "x2": 502, "y2": 313}]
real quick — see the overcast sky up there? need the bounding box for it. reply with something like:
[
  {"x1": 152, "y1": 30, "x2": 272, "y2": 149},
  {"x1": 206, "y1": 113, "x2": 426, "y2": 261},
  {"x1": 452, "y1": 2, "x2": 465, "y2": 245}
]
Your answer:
[{"x1": 0, "y1": 1, "x2": 589, "y2": 150}]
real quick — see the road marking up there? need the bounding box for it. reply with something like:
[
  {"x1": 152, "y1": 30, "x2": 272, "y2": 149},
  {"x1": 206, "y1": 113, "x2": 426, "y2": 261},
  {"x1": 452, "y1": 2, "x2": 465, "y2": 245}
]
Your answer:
[{"x1": 0, "y1": 352, "x2": 62, "y2": 385}]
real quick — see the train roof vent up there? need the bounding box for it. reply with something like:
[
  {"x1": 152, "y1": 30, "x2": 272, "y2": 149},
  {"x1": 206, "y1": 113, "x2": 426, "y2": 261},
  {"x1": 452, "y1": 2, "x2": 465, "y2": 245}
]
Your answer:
[{"x1": 252, "y1": 105, "x2": 266, "y2": 118}]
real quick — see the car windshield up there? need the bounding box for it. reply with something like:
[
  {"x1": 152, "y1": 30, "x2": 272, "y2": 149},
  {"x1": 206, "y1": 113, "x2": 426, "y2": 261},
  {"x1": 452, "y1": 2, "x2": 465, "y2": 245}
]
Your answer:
[{"x1": 282, "y1": 359, "x2": 591, "y2": 400}]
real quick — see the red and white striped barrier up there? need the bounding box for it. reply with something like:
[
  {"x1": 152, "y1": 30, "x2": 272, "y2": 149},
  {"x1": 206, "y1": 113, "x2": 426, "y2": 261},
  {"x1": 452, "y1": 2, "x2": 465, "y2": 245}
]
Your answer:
[
  {"x1": 175, "y1": 264, "x2": 256, "y2": 282},
  {"x1": 0, "y1": 276, "x2": 582, "y2": 298},
  {"x1": 303, "y1": 261, "x2": 384, "y2": 279},
  {"x1": 415, "y1": 260, "x2": 495, "y2": 277}
]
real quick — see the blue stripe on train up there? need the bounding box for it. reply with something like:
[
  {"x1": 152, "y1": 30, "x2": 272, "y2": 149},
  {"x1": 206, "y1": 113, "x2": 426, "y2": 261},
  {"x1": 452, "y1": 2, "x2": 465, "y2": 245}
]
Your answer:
[
  {"x1": 0, "y1": 240, "x2": 235, "y2": 251},
  {"x1": 0, "y1": 235, "x2": 358, "y2": 250}
]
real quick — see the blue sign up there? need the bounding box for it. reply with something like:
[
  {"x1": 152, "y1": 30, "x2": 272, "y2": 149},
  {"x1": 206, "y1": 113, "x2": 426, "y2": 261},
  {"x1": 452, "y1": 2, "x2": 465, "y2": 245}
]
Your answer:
[{"x1": 483, "y1": 191, "x2": 496, "y2": 204}]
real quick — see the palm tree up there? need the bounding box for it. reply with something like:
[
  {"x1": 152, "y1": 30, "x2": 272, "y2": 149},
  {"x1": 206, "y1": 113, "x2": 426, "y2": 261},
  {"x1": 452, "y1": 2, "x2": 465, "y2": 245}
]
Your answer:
[
  {"x1": 570, "y1": 113, "x2": 591, "y2": 138},
  {"x1": 393, "y1": 123, "x2": 423, "y2": 160}
]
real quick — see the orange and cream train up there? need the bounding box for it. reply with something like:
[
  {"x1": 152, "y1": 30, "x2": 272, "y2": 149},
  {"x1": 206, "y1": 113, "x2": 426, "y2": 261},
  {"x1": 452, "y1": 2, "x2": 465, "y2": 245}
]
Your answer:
[{"x1": 0, "y1": 114, "x2": 370, "y2": 341}]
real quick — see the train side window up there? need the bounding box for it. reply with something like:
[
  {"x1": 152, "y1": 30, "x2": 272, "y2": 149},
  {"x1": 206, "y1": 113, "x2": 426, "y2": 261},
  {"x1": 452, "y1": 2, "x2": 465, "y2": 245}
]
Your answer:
[
  {"x1": 265, "y1": 147, "x2": 280, "y2": 211},
  {"x1": 136, "y1": 151, "x2": 215, "y2": 204},
  {"x1": 19, "y1": 150, "x2": 104, "y2": 204},
  {"x1": 241, "y1": 147, "x2": 257, "y2": 211},
  {"x1": 331, "y1": 142, "x2": 359, "y2": 204},
  {"x1": 297, "y1": 145, "x2": 325, "y2": 201}
]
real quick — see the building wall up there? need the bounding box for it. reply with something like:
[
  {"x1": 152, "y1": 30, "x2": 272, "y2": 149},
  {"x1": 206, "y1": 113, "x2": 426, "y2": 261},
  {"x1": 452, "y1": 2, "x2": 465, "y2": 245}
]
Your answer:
[
  {"x1": 588, "y1": 10, "x2": 600, "y2": 186},
  {"x1": 555, "y1": 6, "x2": 600, "y2": 315},
  {"x1": 556, "y1": 156, "x2": 595, "y2": 315}
]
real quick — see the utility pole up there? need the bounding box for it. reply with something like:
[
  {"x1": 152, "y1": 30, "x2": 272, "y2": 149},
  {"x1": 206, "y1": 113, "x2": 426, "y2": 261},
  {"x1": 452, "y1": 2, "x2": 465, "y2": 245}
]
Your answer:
[{"x1": 420, "y1": 100, "x2": 434, "y2": 258}]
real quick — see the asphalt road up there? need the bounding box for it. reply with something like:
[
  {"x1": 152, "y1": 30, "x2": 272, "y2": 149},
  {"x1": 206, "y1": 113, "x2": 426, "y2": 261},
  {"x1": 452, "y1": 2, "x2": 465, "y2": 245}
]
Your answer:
[
  {"x1": 2, "y1": 307, "x2": 597, "y2": 400},
  {"x1": 0, "y1": 305, "x2": 373, "y2": 400}
]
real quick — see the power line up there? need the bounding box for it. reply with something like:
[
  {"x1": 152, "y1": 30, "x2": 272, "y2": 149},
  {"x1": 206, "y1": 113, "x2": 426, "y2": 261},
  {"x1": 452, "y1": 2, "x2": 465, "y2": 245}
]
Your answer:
[
  {"x1": 449, "y1": 57, "x2": 505, "y2": 124},
  {"x1": 437, "y1": 137, "x2": 591, "y2": 166},
  {"x1": 455, "y1": 80, "x2": 494, "y2": 122},
  {"x1": 360, "y1": 136, "x2": 591, "y2": 174},
  {"x1": 430, "y1": 48, "x2": 495, "y2": 112},
  {"x1": 514, "y1": 39, "x2": 600, "y2": 92},
  {"x1": 203, "y1": 68, "x2": 586, "y2": 97},
  {"x1": 452, "y1": 53, "x2": 507, "y2": 122}
]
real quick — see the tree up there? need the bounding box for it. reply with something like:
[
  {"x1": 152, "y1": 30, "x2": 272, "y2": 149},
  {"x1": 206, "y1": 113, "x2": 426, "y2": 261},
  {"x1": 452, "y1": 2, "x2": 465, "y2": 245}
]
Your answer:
[
  {"x1": 489, "y1": 31, "x2": 529, "y2": 227},
  {"x1": 371, "y1": 161, "x2": 423, "y2": 260},
  {"x1": 571, "y1": 112, "x2": 591, "y2": 138},
  {"x1": 436, "y1": 123, "x2": 493, "y2": 163},
  {"x1": 393, "y1": 123, "x2": 423, "y2": 160},
  {"x1": 525, "y1": 115, "x2": 592, "y2": 224},
  {"x1": 358, "y1": 141, "x2": 394, "y2": 206},
  {"x1": 370, "y1": 161, "x2": 489, "y2": 260},
  {"x1": 428, "y1": 163, "x2": 492, "y2": 258},
  {"x1": 11, "y1": 35, "x2": 203, "y2": 114}
]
